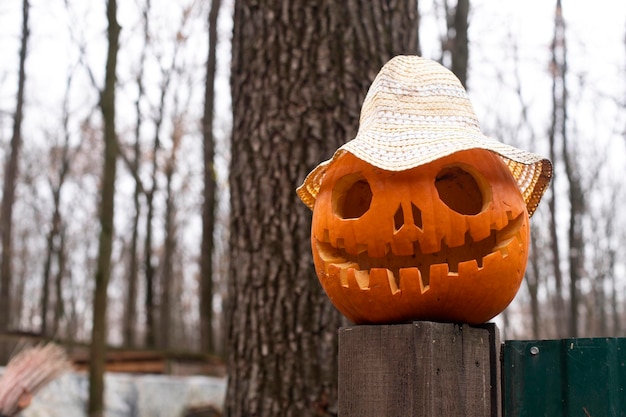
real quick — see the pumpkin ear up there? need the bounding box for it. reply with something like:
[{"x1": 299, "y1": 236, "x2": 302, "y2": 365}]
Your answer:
[
  {"x1": 332, "y1": 174, "x2": 372, "y2": 219},
  {"x1": 435, "y1": 165, "x2": 487, "y2": 215}
]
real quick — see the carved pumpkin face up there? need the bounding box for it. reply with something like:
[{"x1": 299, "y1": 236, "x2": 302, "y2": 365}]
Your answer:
[{"x1": 311, "y1": 148, "x2": 530, "y2": 324}]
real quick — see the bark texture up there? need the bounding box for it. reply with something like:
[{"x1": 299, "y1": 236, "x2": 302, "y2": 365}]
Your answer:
[
  {"x1": 123, "y1": 0, "x2": 150, "y2": 348},
  {"x1": 554, "y1": 0, "x2": 584, "y2": 338},
  {"x1": 200, "y1": 0, "x2": 221, "y2": 354},
  {"x1": 88, "y1": 0, "x2": 119, "y2": 415},
  {"x1": 0, "y1": 0, "x2": 29, "y2": 332},
  {"x1": 450, "y1": 0, "x2": 469, "y2": 87},
  {"x1": 548, "y1": 0, "x2": 569, "y2": 337},
  {"x1": 227, "y1": 2, "x2": 419, "y2": 416}
]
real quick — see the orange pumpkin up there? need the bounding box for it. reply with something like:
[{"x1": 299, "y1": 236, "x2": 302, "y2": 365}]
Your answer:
[{"x1": 311, "y1": 148, "x2": 530, "y2": 324}]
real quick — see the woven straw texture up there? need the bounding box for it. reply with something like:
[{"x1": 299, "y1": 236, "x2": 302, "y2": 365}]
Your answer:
[{"x1": 297, "y1": 55, "x2": 552, "y2": 216}]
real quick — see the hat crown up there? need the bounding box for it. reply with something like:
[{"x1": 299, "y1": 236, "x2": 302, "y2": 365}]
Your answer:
[{"x1": 358, "y1": 56, "x2": 481, "y2": 135}]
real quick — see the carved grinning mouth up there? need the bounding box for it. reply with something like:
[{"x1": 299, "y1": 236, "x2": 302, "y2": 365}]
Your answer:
[{"x1": 316, "y1": 212, "x2": 525, "y2": 293}]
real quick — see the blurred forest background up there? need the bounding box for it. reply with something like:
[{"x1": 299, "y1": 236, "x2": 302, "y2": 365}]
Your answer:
[{"x1": 0, "y1": 0, "x2": 625, "y2": 361}]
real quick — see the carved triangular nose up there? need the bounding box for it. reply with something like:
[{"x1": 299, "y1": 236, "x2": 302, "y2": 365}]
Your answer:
[{"x1": 393, "y1": 203, "x2": 422, "y2": 237}]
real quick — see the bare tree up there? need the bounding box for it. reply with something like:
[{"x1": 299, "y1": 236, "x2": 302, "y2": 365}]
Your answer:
[
  {"x1": 88, "y1": 0, "x2": 120, "y2": 415},
  {"x1": 0, "y1": 0, "x2": 29, "y2": 333},
  {"x1": 443, "y1": 0, "x2": 470, "y2": 87},
  {"x1": 526, "y1": 224, "x2": 542, "y2": 339},
  {"x1": 142, "y1": 3, "x2": 193, "y2": 349},
  {"x1": 511, "y1": 36, "x2": 544, "y2": 339},
  {"x1": 123, "y1": 0, "x2": 151, "y2": 348},
  {"x1": 547, "y1": 0, "x2": 567, "y2": 338},
  {"x1": 40, "y1": 71, "x2": 78, "y2": 337},
  {"x1": 226, "y1": 1, "x2": 419, "y2": 415},
  {"x1": 550, "y1": 0, "x2": 585, "y2": 338},
  {"x1": 143, "y1": 36, "x2": 177, "y2": 349},
  {"x1": 159, "y1": 100, "x2": 185, "y2": 350},
  {"x1": 143, "y1": 66, "x2": 163, "y2": 348},
  {"x1": 200, "y1": 0, "x2": 222, "y2": 355}
]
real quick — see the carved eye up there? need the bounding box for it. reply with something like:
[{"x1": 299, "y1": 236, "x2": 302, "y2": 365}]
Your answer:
[
  {"x1": 435, "y1": 166, "x2": 486, "y2": 215},
  {"x1": 332, "y1": 174, "x2": 372, "y2": 219}
]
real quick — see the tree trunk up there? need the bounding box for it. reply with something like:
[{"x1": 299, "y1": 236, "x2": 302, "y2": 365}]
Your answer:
[
  {"x1": 527, "y1": 224, "x2": 541, "y2": 339},
  {"x1": 227, "y1": 1, "x2": 419, "y2": 415},
  {"x1": 160, "y1": 188, "x2": 174, "y2": 350},
  {"x1": 144, "y1": 185, "x2": 157, "y2": 347},
  {"x1": 611, "y1": 261, "x2": 619, "y2": 335},
  {"x1": 450, "y1": 0, "x2": 469, "y2": 87},
  {"x1": 42, "y1": 88, "x2": 72, "y2": 336},
  {"x1": 144, "y1": 37, "x2": 177, "y2": 347},
  {"x1": 143, "y1": 87, "x2": 166, "y2": 349},
  {"x1": 41, "y1": 204, "x2": 57, "y2": 335},
  {"x1": 123, "y1": 0, "x2": 150, "y2": 348},
  {"x1": 12, "y1": 228, "x2": 28, "y2": 330},
  {"x1": 88, "y1": 0, "x2": 119, "y2": 415},
  {"x1": 548, "y1": 0, "x2": 566, "y2": 338},
  {"x1": 551, "y1": 0, "x2": 584, "y2": 338},
  {"x1": 52, "y1": 229, "x2": 67, "y2": 335},
  {"x1": 125, "y1": 151, "x2": 141, "y2": 347},
  {"x1": 200, "y1": 0, "x2": 221, "y2": 354},
  {"x1": 0, "y1": 0, "x2": 29, "y2": 332},
  {"x1": 160, "y1": 128, "x2": 181, "y2": 349}
]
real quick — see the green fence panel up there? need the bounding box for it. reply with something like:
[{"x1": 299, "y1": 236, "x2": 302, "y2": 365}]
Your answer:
[{"x1": 503, "y1": 338, "x2": 626, "y2": 417}]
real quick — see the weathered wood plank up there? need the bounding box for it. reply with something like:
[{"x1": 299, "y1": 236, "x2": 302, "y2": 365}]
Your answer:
[{"x1": 338, "y1": 321, "x2": 500, "y2": 417}]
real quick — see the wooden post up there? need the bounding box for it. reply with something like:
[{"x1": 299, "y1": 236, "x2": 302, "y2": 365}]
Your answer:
[{"x1": 338, "y1": 321, "x2": 501, "y2": 417}]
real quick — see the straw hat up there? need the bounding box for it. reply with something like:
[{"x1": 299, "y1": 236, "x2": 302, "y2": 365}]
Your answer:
[{"x1": 297, "y1": 55, "x2": 552, "y2": 216}]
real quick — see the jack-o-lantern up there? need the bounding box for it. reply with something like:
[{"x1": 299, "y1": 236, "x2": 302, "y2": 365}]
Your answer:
[
  {"x1": 297, "y1": 55, "x2": 552, "y2": 324},
  {"x1": 311, "y1": 149, "x2": 529, "y2": 324}
]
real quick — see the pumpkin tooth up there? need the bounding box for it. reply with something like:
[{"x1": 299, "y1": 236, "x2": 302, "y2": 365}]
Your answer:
[
  {"x1": 493, "y1": 233, "x2": 523, "y2": 258},
  {"x1": 328, "y1": 264, "x2": 346, "y2": 286},
  {"x1": 391, "y1": 239, "x2": 415, "y2": 257},
  {"x1": 369, "y1": 268, "x2": 398, "y2": 294},
  {"x1": 430, "y1": 263, "x2": 449, "y2": 282},
  {"x1": 357, "y1": 251, "x2": 370, "y2": 267},
  {"x1": 338, "y1": 267, "x2": 349, "y2": 287},
  {"x1": 493, "y1": 239, "x2": 513, "y2": 257},
  {"x1": 322, "y1": 228, "x2": 331, "y2": 243},
  {"x1": 330, "y1": 262, "x2": 360, "y2": 287},
  {"x1": 399, "y1": 267, "x2": 428, "y2": 294},
  {"x1": 319, "y1": 251, "x2": 346, "y2": 264},
  {"x1": 419, "y1": 238, "x2": 441, "y2": 255},
  {"x1": 316, "y1": 241, "x2": 346, "y2": 263},
  {"x1": 387, "y1": 269, "x2": 400, "y2": 294},
  {"x1": 493, "y1": 224, "x2": 524, "y2": 254},
  {"x1": 468, "y1": 220, "x2": 491, "y2": 242},
  {"x1": 347, "y1": 267, "x2": 370, "y2": 290},
  {"x1": 496, "y1": 213, "x2": 524, "y2": 242},
  {"x1": 483, "y1": 250, "x2": 504, "y2": 268},
  {"x1": 458, "y1": 259, "x2": 481, "y2": 274},
  {"x1": 366, "y1": 243, "x2": 387, "y2": 258},
  {"x1": 335, "y1": 261, "x2": 359, "y2": 270}
]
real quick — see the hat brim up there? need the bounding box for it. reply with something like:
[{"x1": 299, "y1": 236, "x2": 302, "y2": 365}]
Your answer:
[{"x1": 296, "y1": 135, "x2": 552, "y2": 217}]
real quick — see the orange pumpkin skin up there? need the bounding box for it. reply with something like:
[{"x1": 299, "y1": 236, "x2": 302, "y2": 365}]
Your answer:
[{"x1": 311, "y1": 149, "x2": 530, "y2": 325}]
